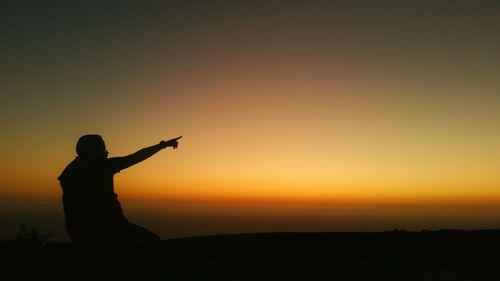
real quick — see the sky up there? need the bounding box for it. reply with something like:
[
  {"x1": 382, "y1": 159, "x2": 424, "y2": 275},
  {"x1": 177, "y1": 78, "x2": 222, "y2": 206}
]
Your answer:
[{"x1": 1, "y1": 0, "x2": 499, "y2": 240}]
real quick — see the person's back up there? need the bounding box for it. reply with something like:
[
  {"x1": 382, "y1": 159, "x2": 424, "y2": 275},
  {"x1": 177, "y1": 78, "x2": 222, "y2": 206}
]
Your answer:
[
  {"x1": 58, "y1": 154, "x2": 128, "y2": 243},
  {"x1": 58, "y1": 134, "x2": 181, "y2": 244}
]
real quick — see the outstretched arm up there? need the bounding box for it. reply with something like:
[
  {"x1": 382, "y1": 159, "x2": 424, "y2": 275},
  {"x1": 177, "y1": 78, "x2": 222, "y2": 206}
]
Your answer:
[{"x1": 112, "y1": 136, "x2": 181, "y2": 171}]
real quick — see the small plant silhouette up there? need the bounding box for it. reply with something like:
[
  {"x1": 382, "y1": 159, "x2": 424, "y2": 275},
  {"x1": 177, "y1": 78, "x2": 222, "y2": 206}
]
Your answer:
[
  {"x1": 13, "y1": 223, "x2": 53, "y2": 247},
  {"x1": 10, "y1": 223, "x2": 53, "y2": 262}
]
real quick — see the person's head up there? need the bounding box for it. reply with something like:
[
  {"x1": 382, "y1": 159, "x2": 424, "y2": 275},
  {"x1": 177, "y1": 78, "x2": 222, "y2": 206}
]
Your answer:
[{"x1": 76, "y1": 134, "x2": 108, "y2": 161}]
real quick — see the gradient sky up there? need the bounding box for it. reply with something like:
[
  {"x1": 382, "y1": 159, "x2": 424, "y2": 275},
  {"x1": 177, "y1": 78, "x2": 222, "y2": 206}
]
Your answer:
[{"x1": 1, "y1": 1, "x2": 499, "y2": 240}]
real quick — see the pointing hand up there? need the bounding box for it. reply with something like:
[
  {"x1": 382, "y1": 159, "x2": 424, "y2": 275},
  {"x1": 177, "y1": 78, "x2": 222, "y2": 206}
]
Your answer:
[{"x1": 161, "y1": 136, "x2": 182, "y2": 149}]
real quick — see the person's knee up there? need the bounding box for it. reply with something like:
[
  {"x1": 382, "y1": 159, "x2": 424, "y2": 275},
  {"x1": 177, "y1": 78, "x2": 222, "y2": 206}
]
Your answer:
[{"x1": 128, "y1": 223, "x2": 160, "y2": 241}]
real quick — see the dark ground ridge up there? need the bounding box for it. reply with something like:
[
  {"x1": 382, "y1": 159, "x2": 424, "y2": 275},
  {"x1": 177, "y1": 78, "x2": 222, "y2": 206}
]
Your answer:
[{"x1": 2, "y1": 229, "x2": 500, "y2": 280}]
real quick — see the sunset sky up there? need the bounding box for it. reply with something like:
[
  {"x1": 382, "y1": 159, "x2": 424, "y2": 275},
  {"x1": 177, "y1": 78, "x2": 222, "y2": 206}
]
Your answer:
[{"x1": 1, "y1": 1, "x2": 499, "y2": 240}]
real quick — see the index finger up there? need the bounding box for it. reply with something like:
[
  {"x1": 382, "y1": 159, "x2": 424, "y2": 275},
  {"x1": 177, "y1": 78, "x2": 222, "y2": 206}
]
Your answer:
[{"x1": 169, "y1": 136, "x2": 182, "y2": 141}]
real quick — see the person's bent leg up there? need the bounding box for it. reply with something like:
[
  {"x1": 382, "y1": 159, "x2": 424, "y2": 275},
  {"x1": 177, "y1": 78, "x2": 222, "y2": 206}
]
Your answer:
[{"x1": 126, "y1": 223, "x2": 161, "y2": 241}]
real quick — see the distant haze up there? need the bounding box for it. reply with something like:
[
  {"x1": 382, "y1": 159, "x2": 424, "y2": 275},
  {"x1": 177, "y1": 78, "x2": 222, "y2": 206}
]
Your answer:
[{"x1": 1, "y1": 1, "x2": 499, "y2": 240}]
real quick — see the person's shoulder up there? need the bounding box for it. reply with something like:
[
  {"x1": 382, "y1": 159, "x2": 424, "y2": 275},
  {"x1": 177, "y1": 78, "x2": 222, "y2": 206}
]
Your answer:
[
  {"x1": 107, "y1": 157, "x2": 124, "y2": 165},
  {"x1": 58, "y1": 158, "x2": 80, "y2": 181},
  {"x1": 106, "y1": 157, "x2": 125, "y2": 173}
]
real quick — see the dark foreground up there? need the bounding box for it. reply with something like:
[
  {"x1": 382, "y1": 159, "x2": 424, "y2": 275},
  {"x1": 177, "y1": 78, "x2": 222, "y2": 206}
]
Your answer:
[{"x1": 2, "y1": 229, "x2": 500, "y2": 281}]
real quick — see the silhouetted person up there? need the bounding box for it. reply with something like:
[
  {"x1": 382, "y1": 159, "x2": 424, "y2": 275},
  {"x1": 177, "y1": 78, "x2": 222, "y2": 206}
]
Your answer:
[{"x1": 57, "y1": 134, "x2": 181, "y2": 244}]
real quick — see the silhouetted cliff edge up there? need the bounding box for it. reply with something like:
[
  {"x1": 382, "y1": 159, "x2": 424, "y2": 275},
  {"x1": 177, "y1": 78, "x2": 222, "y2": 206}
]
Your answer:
[{"x1": 2, "y1": 229, "x2": 500, "y2": 280}]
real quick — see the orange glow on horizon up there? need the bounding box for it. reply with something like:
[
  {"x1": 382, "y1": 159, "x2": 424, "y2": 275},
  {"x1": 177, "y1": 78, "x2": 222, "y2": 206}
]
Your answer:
[{"x1": 1, "y1": 1, "x2": 499, "y2": 239}]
